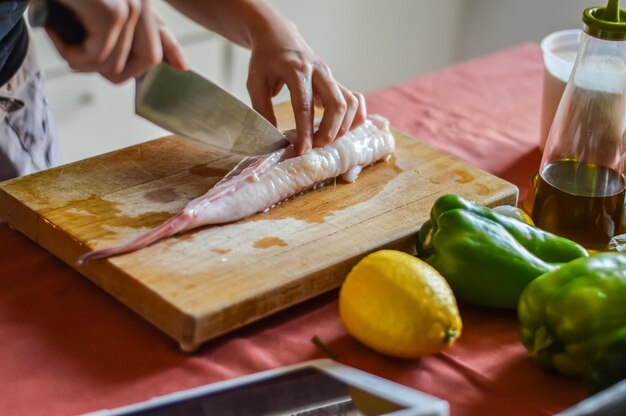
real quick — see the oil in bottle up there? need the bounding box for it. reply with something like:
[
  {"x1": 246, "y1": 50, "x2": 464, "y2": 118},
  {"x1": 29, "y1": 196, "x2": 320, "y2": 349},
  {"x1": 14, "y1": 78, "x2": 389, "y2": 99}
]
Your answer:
[{"x1": 531, "y1": 160, "x2": 625, "y2": 250}]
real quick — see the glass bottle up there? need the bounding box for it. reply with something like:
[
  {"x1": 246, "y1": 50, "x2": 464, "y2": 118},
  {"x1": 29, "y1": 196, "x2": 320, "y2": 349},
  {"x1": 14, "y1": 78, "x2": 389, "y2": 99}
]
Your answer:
[{"x1": 531, "y1": 0, "x2": 626, "y2": 250}]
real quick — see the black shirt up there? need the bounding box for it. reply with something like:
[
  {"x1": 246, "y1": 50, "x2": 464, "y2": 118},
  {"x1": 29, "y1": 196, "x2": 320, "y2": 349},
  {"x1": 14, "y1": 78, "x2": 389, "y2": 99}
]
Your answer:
[{"x1": 0, "y1": 1, "x2": 29, "y2": 86}]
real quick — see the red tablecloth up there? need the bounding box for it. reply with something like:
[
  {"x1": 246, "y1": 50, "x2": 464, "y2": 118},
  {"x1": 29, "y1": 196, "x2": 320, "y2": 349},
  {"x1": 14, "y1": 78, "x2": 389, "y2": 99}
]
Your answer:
[{"x1": 0, "y1": 44, "x2": 585, "y2": 416}]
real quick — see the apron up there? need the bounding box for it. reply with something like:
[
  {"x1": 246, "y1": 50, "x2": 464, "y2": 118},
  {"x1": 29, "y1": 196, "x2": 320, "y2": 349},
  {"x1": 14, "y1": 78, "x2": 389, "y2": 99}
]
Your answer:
[{"x1": 0, "y1": 41, "x2": 61, "y2": 181}]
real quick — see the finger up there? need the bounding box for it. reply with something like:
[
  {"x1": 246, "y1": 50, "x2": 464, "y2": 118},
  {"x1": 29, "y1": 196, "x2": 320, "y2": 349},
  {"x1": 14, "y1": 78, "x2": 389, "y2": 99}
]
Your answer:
[
  {"x1": 100, "y1": 0, "x2": 142, "y2": 82},
  {"x1": 151, "y1": 6, "x2": 187, "y2": 70},
  {"x1": 247, "y1": 74, "x2": 278, "y2": 128},
  {"x1": 285, "y1": 74, "x2": 314, "y2": 155},
  {"x1": 335, "y1": 85, "x2": 358, "y2": 138},
  {"x1": 311, "y1": 68, "x2": 346, "y2": 148},
  {"x1": 82, "y1": 0, "x2": 129, "y2": 64},
  {"x1": 111, "y1": 3, "x2": 164, "y2": 82},
  {"x1": 352, "y1": 91, "x2": 367, "y2": 128},
  {"x1": 46, "y1": 28, "x2": 108, "y2": 72},
  {"x1": 50, "y1": 0, "x2": 128, "y2": 68},
  {"x1": 46, "y1": 29, "x2": 105, "y2": 73},
  {"x1": 160, "y1": 25, "x2": 187, "y2": 70}
]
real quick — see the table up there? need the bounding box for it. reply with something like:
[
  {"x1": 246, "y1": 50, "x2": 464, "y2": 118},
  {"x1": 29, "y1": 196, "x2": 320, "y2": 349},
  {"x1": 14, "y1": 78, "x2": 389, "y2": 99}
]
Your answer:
[{"x1": 0, "y1": 44, "x2": 585, "y2": 416}]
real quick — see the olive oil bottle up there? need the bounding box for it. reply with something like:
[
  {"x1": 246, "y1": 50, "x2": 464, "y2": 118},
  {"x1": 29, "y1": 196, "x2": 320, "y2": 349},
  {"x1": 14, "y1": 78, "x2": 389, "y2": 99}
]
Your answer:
[
  {"x1": 531, "y1": 0, "x2": 626, "y2": 250},
  {"x1": 532, "y1": 161, "x2": 625, "y2": 250}
]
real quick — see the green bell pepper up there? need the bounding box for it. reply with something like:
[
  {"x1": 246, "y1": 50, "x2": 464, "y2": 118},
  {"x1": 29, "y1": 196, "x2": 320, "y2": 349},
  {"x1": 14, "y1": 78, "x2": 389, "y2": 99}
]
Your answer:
[
  {"x1": 518, "y1": 253, "x2": 626, "y2": 377},
  {"x1": 417, "y1": 195, "x2": 588, "y2": 309},
  {"x1": 585, "y1": 327, "x2": 626, "y2": 394}
]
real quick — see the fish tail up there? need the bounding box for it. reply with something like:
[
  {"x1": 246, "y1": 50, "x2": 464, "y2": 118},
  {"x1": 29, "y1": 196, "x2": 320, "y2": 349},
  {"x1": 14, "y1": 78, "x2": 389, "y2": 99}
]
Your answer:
[{"x1": 77, "y1": 210, "x2": 193, "y2": 265}]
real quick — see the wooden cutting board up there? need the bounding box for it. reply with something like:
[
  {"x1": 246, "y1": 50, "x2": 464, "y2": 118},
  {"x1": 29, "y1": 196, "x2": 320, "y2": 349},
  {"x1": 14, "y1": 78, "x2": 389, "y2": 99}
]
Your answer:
[{"x1": 0, "y1": 104, "x2": 518, "y2": 351}]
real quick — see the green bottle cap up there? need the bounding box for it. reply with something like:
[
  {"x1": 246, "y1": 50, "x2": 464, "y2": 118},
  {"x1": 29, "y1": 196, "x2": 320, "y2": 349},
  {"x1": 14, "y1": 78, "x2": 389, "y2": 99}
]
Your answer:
[{"x1": 583, "y1": 0, "x2": 626, "y2": 40}]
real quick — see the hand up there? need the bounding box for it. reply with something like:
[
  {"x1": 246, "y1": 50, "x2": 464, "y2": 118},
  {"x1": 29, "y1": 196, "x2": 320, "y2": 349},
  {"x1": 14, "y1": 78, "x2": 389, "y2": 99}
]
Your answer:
[
  {"x1": 47, "y1": 0, "x2": 187, "y2": 84},
  {"x1": 247, "y1": 26, "x2": 366, "y2": 155}
]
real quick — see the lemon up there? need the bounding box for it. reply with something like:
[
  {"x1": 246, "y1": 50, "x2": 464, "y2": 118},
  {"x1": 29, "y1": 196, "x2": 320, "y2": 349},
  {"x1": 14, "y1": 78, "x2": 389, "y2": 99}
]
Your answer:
[{"x1": 339, "y1": 250, "x2": 462, "y2": 358}]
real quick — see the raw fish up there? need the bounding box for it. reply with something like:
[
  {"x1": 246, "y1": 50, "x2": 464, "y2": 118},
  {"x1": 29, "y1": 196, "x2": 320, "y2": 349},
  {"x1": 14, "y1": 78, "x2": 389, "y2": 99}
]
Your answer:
[{"x1": 78, "y1": 116, "x2": 395, "y2": 264}]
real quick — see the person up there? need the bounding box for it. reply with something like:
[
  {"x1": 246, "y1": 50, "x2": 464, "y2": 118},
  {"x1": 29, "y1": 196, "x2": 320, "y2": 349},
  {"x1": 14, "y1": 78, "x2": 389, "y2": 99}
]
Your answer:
[{"x1": 0, "y1": 0, "x2": 366, "y2": 181}]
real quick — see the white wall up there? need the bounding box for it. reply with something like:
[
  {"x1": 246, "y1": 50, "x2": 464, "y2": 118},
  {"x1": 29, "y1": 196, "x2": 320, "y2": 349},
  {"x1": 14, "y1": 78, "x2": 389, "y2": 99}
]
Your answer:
[{"x1": 459, "y1": 0, "x2": 599, "y2": 60}]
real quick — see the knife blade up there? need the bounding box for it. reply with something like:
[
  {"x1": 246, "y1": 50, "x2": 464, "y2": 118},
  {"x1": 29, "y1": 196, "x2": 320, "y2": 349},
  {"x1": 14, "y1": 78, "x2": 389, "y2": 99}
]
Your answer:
[
  {"x1": 28, "y1": 0, "x2": 291, "y2": 156},
  {"x1": 134, "y1": 63, "x2": 290, "y2": 156}
]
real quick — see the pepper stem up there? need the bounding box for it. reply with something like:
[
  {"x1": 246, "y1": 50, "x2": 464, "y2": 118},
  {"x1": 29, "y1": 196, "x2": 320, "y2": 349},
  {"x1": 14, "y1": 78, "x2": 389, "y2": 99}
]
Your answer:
[
  {"x1": 530, "y1": 325, "x2": 554, "y2": 357},
  {"x1": 442, "y1": 327, "x2": 458, "y2": 346}
]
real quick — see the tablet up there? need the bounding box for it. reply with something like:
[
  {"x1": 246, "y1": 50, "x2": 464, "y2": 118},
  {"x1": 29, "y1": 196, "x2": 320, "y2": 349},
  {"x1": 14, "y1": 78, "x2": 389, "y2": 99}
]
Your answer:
[
  {"x1": 85, "y1": 359, "x2": 449, "y2": 416},
  {"x1": 557, "y1": 379, "x2": 626, "y2": 416}
]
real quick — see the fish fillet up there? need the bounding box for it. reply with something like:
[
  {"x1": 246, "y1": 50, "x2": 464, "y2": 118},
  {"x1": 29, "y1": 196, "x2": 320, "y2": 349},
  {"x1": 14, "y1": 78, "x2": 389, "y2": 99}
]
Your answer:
[{"x1": 78, "y1": 115, "x2": 395, "y2": 264}]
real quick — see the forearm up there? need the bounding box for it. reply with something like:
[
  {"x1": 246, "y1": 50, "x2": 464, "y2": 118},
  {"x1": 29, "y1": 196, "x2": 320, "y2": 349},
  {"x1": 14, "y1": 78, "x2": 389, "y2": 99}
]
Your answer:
[{"x1": 166, "y1": 0, "x2": 297, "y2": 49}]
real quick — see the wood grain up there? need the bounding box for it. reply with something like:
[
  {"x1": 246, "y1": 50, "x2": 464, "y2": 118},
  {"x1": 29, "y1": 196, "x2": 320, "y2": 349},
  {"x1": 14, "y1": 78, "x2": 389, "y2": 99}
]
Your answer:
[{"x1": 0, "y1": 104, "x2": 518, "y2": 351}]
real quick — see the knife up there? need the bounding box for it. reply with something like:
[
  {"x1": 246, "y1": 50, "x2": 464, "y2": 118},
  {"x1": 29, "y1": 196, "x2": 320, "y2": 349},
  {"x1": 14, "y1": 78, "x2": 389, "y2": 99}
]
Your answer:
[{"x1": 28, "y1": 0, "x2": 291, "y2": 156}]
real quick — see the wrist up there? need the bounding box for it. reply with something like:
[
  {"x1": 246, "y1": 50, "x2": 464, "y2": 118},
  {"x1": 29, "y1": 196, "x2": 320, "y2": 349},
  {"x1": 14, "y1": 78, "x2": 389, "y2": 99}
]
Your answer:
[{"x1": 244, "y1": 2, "x2": 299, "y2": 49}]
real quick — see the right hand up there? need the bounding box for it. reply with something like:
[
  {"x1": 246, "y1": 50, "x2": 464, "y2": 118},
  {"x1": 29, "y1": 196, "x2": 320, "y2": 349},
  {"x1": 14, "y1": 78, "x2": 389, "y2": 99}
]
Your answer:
[{"x1": 47, "y1": 0, "x2": 187, "y2": 84}]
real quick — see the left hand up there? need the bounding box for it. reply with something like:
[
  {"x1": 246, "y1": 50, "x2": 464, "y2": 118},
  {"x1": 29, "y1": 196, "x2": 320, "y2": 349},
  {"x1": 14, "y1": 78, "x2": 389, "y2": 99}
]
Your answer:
[{"x1": 247, "y1": 25, "x2": 366, "y2": 155}]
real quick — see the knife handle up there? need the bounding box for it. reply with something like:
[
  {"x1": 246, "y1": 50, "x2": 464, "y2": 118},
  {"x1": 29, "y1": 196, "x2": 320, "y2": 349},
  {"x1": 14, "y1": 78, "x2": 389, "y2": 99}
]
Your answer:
[{"x1": 28, "y1": 0, "x2": 86, "y2": 45}]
